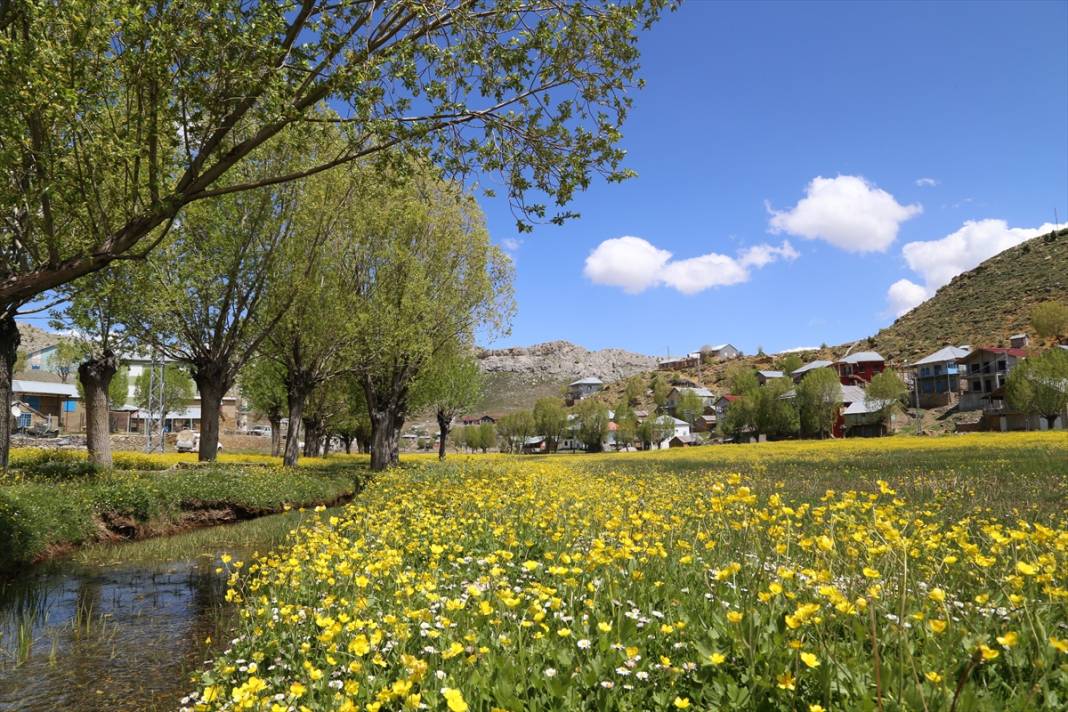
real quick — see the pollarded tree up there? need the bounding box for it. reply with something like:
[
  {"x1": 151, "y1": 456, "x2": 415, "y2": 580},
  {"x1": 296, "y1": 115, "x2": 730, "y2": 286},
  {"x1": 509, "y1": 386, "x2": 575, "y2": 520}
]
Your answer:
[
  {"x1": 343, "y1": 166, "x2": 514, "y2": 470},
  {"x1": 574, "y1": 399, "x2": 610, "y2": 452},
  {"x1": 797, "y1": 368, "x2": 842, "y2": 439},
  {"x1": 866, "y1": 370, "x2": 909, "y2": 424},
  {"x1": 122, "y1": 138, "x2": 336, "y2": 461},
  {"x1": 414, "y1": 348, "x2": 482, "y2": 461},
  {"x1": 0, "y1": 0, "x2": 667, "y2": 462},
  {"x1": 753, "y1": 378, "x2": 799, "y2": 439},
  {"x1": 533, "y1": 397, "x2": 568, "y2": 453},
  {"x1": 49, "y1": 264, "x2": 140, "y2": 467},
  {"x1": 1006, "y1": 348, "x2": 1068, "y2": 430}
]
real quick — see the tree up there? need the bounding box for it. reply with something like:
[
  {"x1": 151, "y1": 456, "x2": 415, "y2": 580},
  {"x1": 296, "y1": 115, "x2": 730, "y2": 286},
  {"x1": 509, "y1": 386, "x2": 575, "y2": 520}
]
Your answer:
[
  {"x1": 752, "y1": 378, "x2": 799, "y2": 438},
  {"x1": 1031, "y1": 301, "x2": 1068, "y2": 339},
  {"x1": 797, "y1": 368, "x2": 842, "y2": 438},
  {"x1": 416, "y1": 350, "x2": 482, "y2": 461},
  {"x1": 777, "y1": 353, "x2": 804, "y2": 376},
  {"x1": 50, "y1": 265, "x2": 139, "y2": 467},
  {"x1": 0, "y1": 0, "x2": 666, "y2": 462},
  {"x1": 651, "y1": 373, "x2": 670, "y2": 411},
  {"x1": 615, "y1": 410, "x2": 638, "y2": 450},
  {"x1": 74, "y1": 365, "x2": 129, "y2": 409},
  {"x1": 122, "y1": 142, "x2": 330, "y2": 461},
  {"x1": 574, "y1": 399, "x2": 610, "y2": 452},
  {"x1": 1006, "y1": 349, "x2": 1068, "y2": 430},
  {"x1": 725, "y1": 364, "x2": 759, "y2": 396},
  {"x1": 650, "y1": 414, "x2": 676, "y2": 448},
  {"x1": 674, "y1": 389, "x2": 705, "y2": 426},
  {"x1": 623, "y1": 376, "x2": 644, "y2": 407},
  {"x1": 134, "y1": 364, "x2": 195, "y2": 434},
  {"x1": 533, "y1": 398, "x2": 568, "y2": 453},
  {"x1": 496, "y1": 412, "x2": 533, "y2": 453},
  {"x1": 52, "y1": 341, "x2": 82, "y2": 383},
  {"x1": 240, "y1": 357, "x2": 288, "y2": 457},
  {"x1": 342, "y1": 166, "x2": 513, "y2": 470},
  {"x1": 476, "y1": 423, "x2": 495, "y2": 454},
  {"x1": 866, "y1": 371, "x2": 909, "y2": 423},
  {"x1": 718, "y1": 397, "x2": 755, "y2": 441},
  {"x1": 637, "y1": 417, "x2": 656, "y2": 450}
]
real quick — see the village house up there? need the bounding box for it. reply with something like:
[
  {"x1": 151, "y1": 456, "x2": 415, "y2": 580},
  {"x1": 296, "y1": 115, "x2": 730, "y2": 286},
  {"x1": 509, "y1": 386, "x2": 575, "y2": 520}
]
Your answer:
[
  {"x1": 122, "y1": 352, "x2": 240, "y2": 433},
  {"x1": 692, "y1": 414, "x2": 718, "y2": 433},
  {"x1": 834, "y1": 351, "x2": 886, "y2": 386},
  {"x1": 11, "y1": 378, "x2": 82, "y2": 434},
  {"x1": 714, "y1": 394, "x2": 738, "y2": 422},
  {"x1": 654, "y1": 415, "x2": 691, "y2": 448},
  {"x1": 1009, "y1": 333, "x2": 1030, "y2": 349},
  {"x1": 957, "y1": 347, "x2": 1026, "y2": 411},
  {"x1": 657, "y1": 353, "x2": 700, "y2": 371},
  {"x1": 841, "y1": 395, "x2": 907, "y2": 437},
  {"x1": 909, "y1": 346, "x2": 970, "y2": 408},
  {"x1": 700, "y1": 343, "x2": 741, "y2": 361},
  {"x1": 790, "y1": 359, "x2": 833, "y2": 383},
  {"x1": 566, "y1": 376, "x2": 604, "y2": 403},
  {"x1": 755, "y1": 370, "x2": 784, "y2": 386},
  {"x1": 459, "y1": 414, "x2": 497, "y2": 426},
  {"x1": 665, "y1": 386, "x2": 714, "y2": 413},
  {"x1": 668, "y1": 433, "x2": 701, "y2": 447}
]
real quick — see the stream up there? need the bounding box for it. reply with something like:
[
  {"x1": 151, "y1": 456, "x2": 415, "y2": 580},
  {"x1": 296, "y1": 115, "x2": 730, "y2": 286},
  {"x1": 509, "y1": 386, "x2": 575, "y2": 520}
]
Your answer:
[{"x1": 0, "y1": 508, "x2": 325, "y2": 712}]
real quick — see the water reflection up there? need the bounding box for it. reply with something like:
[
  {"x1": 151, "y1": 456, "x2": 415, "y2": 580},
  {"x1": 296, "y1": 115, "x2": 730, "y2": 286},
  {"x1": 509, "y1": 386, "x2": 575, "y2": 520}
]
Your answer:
[{"x1": 0, "y1": 557, "x2": 232, "y2": 711}]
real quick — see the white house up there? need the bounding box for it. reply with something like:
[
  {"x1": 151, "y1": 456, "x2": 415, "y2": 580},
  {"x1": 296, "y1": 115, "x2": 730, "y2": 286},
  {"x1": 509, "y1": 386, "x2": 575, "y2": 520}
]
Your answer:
[{"x1": 567, "y1": 376, "x2": 604, "y2": 402}]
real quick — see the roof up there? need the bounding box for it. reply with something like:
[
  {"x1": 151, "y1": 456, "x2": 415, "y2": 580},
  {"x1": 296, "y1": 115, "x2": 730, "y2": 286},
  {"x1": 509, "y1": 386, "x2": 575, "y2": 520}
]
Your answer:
[
  {"x1": 1059, "y1": 344, "x2": 1068, "y2": 351},
  {"x1": 669, "y1": 433, "x2": 701, "y2": 444},
  {"x1": 839, "y1": 351, "x2": 885, "y2": 364},
  {"x1": 11, "y1": 379, "x2": 79, "y2": 398},
  {"x1": 792, "y1": 359, "x2": 833, "y2": 375},
  {"x1": 523, "y1": 436, "x2": 546, "y2": 445},
  {"x1": 672, "y1": 386, "x2": 713, "y2": 398},
  {"x1": 840, "y1": 385, "x2": 866, "y2": 404},
  {"x1": 569, "y1": 377, "x2": 604, "y2": 386},
  {"x1": 1009, "y1": 333, "x2": 1027, "y2": 339},
  {"x1": 962, "y1": 346, "x2": 1028, "y2": 359},
  {"x1": 757, "y1": 370, "x2": 784, "y2": 378},
  {"x1": 910, "y1": 345, "x2": 971, "y2": 367},
  {"x1": 842, "y1": 397, "x2": 896, "y2": 416},
  {"x1": 700, "y1": 343, "x2": 733, "y2": 352},
  {"x1": 134, "y1": 405, "x2": 202, "y2": 420},
  {"x1": 656, "y1": 415, "x2": 689, "y2": 426}
]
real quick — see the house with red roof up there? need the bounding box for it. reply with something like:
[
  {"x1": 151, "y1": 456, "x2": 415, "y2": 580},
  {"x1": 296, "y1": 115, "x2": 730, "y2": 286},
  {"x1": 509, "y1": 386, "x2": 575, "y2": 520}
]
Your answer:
[{"x1": 834, "y1": 351, "x2": 886, "y2": 386}]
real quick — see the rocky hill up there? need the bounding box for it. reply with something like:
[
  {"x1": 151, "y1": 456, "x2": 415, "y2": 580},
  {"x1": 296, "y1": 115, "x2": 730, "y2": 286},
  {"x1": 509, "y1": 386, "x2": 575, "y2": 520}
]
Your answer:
[
  {"x1": 867, "y1": 226, "x2": 1068, "y2": 363},
  {"x1": 473, "y1": 340, "x2": 657, "y2": 413}
]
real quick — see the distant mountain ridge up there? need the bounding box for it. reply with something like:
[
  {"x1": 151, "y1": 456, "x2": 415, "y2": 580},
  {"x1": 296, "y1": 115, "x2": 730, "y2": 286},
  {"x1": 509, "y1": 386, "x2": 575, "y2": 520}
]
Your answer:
[{"x1": 473, "y1": 340, "x2": 657, "y2": 413}]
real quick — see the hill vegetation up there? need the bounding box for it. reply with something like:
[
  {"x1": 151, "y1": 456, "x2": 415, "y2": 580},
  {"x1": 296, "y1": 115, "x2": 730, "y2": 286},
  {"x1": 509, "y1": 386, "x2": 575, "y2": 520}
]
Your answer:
[{"x1": 868, "y1": 227, "x2": 1068, "y2": 362}]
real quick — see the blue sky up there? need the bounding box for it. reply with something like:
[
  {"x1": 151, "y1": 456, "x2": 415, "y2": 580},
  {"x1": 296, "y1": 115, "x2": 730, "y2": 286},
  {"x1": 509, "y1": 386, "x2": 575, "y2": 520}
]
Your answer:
[{"x1": 477, "y1": 0, "x2": 1068, "y2": 356}]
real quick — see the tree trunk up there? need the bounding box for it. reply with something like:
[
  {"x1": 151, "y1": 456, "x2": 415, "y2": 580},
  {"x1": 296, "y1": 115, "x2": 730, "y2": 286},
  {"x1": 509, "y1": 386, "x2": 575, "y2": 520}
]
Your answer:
[
  {"x1": 283, "y1": 396, "x2": 305, "y2": 466},
  {"x1": 341, "y1": 434, "x2": 352, "y2": 454},
  {"x1": 78, "y1": 353, "x2": 118, "y2": 468},
  {"x1": 192, "y1": 362, "x2": 231, "y2": 462},
  {"x1": 1045, "y1": 414, "x2": 1059, "y2": 431},
  {"x1": 0, "y1": 316, "x2": 20, "y2": 468},
  {"x1": 268, "y1": 412, "x2": 282, "y2": 457},
  {"x1": 369, "y1": 406, "x2": 404, "y2": 471},
  {"x1": 437, "y1": 409, "x2": 450, "y2": 461},
  {"x1": 302, "y1": 417, "x2": 317, "y2": 457},
  {"x1": 322, "y1": 432, "x2": 332, "y2": 457}
]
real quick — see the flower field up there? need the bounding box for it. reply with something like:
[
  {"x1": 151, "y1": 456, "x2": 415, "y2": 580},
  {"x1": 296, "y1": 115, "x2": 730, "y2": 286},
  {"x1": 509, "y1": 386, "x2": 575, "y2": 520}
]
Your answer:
[{"x1": 191, "y1": 433, "x2": 1068, "y2": 711}]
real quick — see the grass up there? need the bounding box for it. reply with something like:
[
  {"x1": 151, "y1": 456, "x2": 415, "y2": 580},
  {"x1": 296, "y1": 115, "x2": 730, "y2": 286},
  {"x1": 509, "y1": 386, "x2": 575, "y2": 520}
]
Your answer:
[
  {"x1": 190, "y1": 432, "x2": 1067, "y2": 711},
  {"x1": 0, "y1": 449, "x2": 370, "y2": 571}
]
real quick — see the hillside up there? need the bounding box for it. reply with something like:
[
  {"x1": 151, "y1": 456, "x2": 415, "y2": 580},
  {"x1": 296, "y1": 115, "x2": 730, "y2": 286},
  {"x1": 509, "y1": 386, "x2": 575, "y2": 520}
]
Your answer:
[
  {"x1": 15, "y1": 321, "x2": 63, "y2": 354},
  {"x1": 473, "y1": 340, "x2": 657, "y2": 414},
  {"x1": 868, "y1": 226, "x2": 1068, "y2": 363}
]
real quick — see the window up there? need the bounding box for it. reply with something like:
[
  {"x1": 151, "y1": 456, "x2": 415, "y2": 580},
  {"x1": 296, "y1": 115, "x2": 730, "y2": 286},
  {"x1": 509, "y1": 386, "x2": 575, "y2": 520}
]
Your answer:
[
  {"x1": 920, "y1": 366, "x2": 930, "y2": 377},
  {"x1": 921, "y1": 381, "x2": 934, "y2": 394},
  {"x1": 933, "y1": 365, "x2": 943, "y2": 375},
  {"x1": 64, "y1": 400, "x2": 76, "y2": 413},
  {"x1": 971, "y1": 379, "x2": 981, "y2": 392},
  {"x1": 996, "y1": 360, "x2": 1007, "y2": 372},
  {"x1": 24, "y1": 395, "x2": 40, "y2": 411}
]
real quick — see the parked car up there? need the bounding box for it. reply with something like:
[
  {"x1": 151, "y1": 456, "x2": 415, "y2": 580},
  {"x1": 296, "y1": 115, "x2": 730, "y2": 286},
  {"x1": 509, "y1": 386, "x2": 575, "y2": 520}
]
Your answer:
[
  {"x1": 175, "y1": 429, "x2": 224, "y2": 453},
  {"x1": 248, "y1": 425, "x2": 272, "y2": 437}
]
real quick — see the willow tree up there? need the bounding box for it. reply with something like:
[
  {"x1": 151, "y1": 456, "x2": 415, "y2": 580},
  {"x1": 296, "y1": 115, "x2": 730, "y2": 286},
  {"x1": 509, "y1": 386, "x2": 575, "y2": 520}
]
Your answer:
[
  {"x1": 414, "y1": 349, "x2": 483, "y2": 461},
  {"x1": 0, "y1": 0, "x2": 666, "y2": 464},
  {"x1": 342, "y1": 167, "x2": 513, "y2": 470},
  {"x1": 49, "y1": 265, "x2": 140, "y2": 467},
  {"x1": 121, "y1": 137, "x2": 337, "y2": 461}
]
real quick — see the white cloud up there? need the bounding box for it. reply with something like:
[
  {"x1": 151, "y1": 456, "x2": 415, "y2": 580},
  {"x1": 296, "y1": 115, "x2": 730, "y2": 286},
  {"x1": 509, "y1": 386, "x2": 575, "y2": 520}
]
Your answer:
[
  {"x1": 768, "y1": 175, "x2": 922, "y2": 253},
  {"x1": 885, "y1": 219, "x2": 1066, "y2": 316},
  {"x1": 500, "y1": 237, "x2": 522, "y2": 251},
  {"x1": 582, "y1": 236, "x2": 672, "y2": 294},
  {"x1": 886, "y1": 278, "x2": 929, "y2": 317},
  {"x1": 584, "y1": 237, "x2": 797, "y2": 295},
  {"x1": 915, "y1": 177, "x2": 939, "y2": 187}
]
